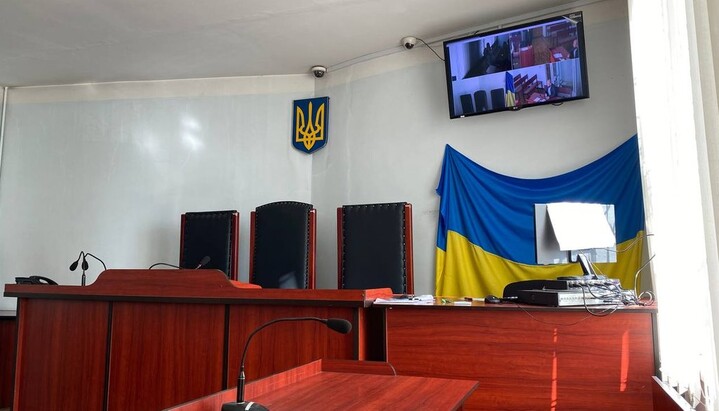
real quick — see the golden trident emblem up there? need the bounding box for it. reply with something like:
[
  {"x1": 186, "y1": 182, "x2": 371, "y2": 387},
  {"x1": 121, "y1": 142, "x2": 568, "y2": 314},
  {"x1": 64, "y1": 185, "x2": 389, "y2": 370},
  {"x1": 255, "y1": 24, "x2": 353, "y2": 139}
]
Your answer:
[{"x1": 295, "y1": 100, "x2": 325, "y2": 151}]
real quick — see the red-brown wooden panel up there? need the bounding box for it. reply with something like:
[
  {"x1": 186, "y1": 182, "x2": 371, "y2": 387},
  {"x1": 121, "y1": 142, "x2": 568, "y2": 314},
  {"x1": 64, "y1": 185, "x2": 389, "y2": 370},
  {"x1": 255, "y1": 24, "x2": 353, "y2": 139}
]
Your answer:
[
  {"x1": 0, "y1": 313, "x2": 17, "y2": 408},
  {"x1": 249, "y1": 370, "x2": 477, "y2": 410},
  {"x1": 166, "y1": 360, "x2": 478, "y2": 411},
  {"x1": 385, "y1": 307, "x2": 655, "y2": 410},
  {"x1": 108, "y1": 302, "x2": 226, "y2": 411},
  {"x1": 13, "y1": 299, "x2": 108, "y2": 410},
  {"x1": 4, "y1": 269, "x2": 390, "y2": 304},
  {"x1": 226, "y1": 305, "x2": 358, "y2": 385}
]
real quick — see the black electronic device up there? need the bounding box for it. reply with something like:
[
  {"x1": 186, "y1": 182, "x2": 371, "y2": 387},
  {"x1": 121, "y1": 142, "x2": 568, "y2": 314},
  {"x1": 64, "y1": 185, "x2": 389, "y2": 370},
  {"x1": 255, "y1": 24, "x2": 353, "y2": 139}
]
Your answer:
[
  {"x1": 222, "y1": 316, "x2": 353, "y2": 411},
  {"x1": 503, "y1": 280, "x2": 554, "y2": 298},
  {"x1": 515, "y1": 289, "x2": 610, "y2": 307},
  {"x1": 15, "y1": 275, "x2": 58, "y2": 285},
  {"x1": 484, "y1": 294, "x2": 502, "y2": 304},
  {"x1": 502, "y1": 278, "x2": 620, "y2": 299},
  {"x1": 443, "y1": 11, "x2": 589, "y2": 118},
  {"x1": 503, "y1": 276, "x2": 623, "y2": 306}
]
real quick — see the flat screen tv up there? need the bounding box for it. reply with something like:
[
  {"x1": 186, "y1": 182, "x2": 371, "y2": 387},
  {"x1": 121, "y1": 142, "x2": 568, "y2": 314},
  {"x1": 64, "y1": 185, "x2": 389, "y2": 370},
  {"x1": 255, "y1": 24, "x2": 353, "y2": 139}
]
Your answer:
[{"x1": 443, "y1": 12, "x2": 589, "y2": 119}]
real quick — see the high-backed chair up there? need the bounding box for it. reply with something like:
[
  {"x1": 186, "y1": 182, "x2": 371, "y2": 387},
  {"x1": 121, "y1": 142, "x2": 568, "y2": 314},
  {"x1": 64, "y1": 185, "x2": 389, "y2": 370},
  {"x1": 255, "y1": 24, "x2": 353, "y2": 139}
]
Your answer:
[
  {"x1": 490, "y1": 88, "x2": 506, "y2": 110},
  {"x1": 474, "y1": 90, "x2": 489, "y2": 112},
  {"x1": 337, "y1": 202, "x2": 414, "y2": 294},
  {"x1": 460, "y1": 94, "x2": 475, "y2": 115},
  {"x1": 250, "y1": 201, "x2": 316, "y2": 289},
  {"x1": 180, "y1": 210, "x2": 239, "y2": 280}
]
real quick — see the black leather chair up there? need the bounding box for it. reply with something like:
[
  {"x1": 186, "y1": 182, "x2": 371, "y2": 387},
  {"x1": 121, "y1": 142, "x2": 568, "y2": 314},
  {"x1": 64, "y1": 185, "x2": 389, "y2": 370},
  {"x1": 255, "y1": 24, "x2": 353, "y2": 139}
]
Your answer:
[
  {"x1": 337, "y1": 202, "x2": 414, "y2": 294},
  {"x1": 180, "y1": 210, "x2": 239, "y2": 279},
  {"x1": 490, "y1": 88, "x2": 506, "y2": 110},
  {"x1": 474, "y1": 90, "x2": 489, "y2": 112},
  {"x1": 250, "y1": 201, "x2": 316, "y2": 289},
  {"x1": 460, "y1": 94, "x2": 475, "y2": 115}
]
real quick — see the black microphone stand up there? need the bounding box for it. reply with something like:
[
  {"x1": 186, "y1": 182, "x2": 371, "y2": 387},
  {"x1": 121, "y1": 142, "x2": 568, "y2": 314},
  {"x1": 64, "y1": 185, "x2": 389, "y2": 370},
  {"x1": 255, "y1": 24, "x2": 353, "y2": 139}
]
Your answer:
[
  {"x1": 222, "y1": 316, "x2": 352, "y2": 411},
  {"x1": 69, "y1": 251, "x2": 107, "y2": 286}
]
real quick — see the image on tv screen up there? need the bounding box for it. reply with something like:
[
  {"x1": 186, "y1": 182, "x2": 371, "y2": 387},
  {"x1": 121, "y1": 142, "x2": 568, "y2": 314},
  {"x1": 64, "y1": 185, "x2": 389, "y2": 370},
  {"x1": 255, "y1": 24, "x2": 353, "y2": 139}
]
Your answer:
[{"x1": 443, "y1": 12, "x2": 589, "y2": 119}]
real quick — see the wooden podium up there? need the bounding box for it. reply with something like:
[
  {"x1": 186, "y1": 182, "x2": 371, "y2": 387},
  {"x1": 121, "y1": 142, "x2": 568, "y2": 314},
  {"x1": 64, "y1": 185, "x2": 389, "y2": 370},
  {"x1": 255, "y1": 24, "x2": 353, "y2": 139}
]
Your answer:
[
  {"x1": 5, "y1": 270, "x2": 391, "y2": 411},
  {"x1": 165, "y1": 359, "x2": 479, "y2": 411}
]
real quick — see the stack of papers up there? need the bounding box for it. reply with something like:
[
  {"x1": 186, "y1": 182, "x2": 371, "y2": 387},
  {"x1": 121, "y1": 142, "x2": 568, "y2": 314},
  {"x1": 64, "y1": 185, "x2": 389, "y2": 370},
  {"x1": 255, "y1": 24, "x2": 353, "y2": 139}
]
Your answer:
[{"x1": 374, "y1": 295, "x2": 435, "y2": 305}]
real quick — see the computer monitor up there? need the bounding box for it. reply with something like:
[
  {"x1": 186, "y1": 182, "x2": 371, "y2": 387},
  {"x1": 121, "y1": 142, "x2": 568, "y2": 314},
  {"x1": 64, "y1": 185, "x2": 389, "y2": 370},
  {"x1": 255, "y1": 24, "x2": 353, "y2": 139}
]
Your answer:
[{"x1": 534, "y1": 202, "x2": 616, "y2": 275}]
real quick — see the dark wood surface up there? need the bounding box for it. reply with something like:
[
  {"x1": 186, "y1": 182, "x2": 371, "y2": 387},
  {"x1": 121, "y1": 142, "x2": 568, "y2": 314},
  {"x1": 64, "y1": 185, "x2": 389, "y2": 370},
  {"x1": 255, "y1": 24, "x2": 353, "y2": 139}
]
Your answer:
[
  {"x1": 0, "y1": 313, "x2": 16, "y2": 409},
  {"x1": 6, "y1": 271, "x2": 656, "y2": 410},
  {"x1": 4, "y1": 269, "x2": 389, "y2": 305},
  {"x1": 226, "y1": 304, "x2": 358, "y2": 383},
  {"x1": 107, "y1": 302, "x2": 226, "y2": 411},
  {"x1": 13, "y1": 298, "x2": 108, "y2": 410},
  {"x1": 384, "y1": 303, "x2": 656, "y2": 410},
  {"x1": 165, "y1": 359, "x2": 478, "y2": 411},
  {"x1": 5, "y1": 270, "x2": 390, "y2": 410}
]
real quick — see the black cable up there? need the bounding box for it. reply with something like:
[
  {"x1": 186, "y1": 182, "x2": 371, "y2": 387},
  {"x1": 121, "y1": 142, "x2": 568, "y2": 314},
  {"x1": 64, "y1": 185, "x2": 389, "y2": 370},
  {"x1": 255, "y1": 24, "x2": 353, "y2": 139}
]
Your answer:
[
  {"x1": 149, "y1": 262, "x2": 181, "y2": 269},
  {"x1": 85, "y1": 252, "x2": 107, "y2": 271},
  {"x1": 416, "y1": 38, "x2": 444, "y2": 61}
]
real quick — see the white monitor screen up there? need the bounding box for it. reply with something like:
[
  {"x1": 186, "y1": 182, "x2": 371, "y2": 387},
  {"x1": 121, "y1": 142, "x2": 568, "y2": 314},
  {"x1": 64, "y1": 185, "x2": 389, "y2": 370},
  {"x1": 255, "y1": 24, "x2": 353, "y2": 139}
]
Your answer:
[{"x1": 535, "y1": 202, "x2": 617, "y2": 265}]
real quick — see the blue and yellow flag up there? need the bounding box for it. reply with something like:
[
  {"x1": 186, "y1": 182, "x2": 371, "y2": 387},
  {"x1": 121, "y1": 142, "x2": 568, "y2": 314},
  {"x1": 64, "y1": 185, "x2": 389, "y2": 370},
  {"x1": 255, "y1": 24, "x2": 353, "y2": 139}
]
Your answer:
[
  {"x1": 505, "y1": 71, "x2": 516, "y2": 108},
  {"x1": 435, "y1": 136, "x2": 645, "y2": 297}
]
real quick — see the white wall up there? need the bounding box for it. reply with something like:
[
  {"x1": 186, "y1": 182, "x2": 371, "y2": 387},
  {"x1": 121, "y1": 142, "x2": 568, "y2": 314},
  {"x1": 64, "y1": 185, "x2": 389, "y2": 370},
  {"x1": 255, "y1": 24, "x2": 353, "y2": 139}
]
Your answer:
[
  {"x1": 0, "y1": 77, "x2": 315, "y2": 309},
  {"x1": 0, "y1": 0, "x2": 637, "y2": 308}
]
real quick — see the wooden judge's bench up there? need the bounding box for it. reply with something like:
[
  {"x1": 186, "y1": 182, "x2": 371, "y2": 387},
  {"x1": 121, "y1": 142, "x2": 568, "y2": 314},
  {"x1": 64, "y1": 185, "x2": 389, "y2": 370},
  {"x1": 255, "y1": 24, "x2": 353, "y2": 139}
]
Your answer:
[
  {"x1": 4, "y1": 270, "x2": 387, "y2": 411},
  {"x1": 3, "y1": 270, "x2": 657, "y2": 410}
]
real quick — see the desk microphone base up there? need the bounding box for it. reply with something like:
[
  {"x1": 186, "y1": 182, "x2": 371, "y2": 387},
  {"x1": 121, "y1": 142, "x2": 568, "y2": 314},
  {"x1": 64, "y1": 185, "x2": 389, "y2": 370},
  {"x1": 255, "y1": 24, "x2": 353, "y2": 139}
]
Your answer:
[{"x1": 222, "y1": 401, "x2": 269, "y2": 411}]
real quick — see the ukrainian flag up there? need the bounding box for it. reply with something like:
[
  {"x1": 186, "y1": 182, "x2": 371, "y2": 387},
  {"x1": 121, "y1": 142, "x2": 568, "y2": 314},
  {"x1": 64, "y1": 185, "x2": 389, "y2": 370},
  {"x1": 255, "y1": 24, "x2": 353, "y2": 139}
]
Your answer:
[
  {"x1": 505, "y1": 71, "x2": 517, "y2": 108},
  {"x1": 435, "y1": 136, "x2": 645, "y2": 297}
]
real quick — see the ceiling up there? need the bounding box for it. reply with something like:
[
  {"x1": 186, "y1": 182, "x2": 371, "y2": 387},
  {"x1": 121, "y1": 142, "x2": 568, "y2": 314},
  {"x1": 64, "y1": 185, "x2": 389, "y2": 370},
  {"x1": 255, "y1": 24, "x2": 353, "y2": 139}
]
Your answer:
[{"x1": 0, "y1": 0, "x2": 580, "y2": 87}]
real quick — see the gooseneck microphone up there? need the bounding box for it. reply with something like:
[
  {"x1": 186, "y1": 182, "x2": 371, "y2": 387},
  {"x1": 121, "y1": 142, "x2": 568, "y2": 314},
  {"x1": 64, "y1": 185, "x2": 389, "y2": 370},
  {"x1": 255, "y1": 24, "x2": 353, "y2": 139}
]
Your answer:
[
  {"x1": 69, "y1": 251, "x2": 107, "y2": 286},
  {"x1": 222, "y1": 317, "x2": 353, "y2": 411},
  {"x1": 69, "y1": 251, "x2": 85, "y2": 272},
  {"x1": 195, "y1": 255, "x2": 211, "y2": 269}
]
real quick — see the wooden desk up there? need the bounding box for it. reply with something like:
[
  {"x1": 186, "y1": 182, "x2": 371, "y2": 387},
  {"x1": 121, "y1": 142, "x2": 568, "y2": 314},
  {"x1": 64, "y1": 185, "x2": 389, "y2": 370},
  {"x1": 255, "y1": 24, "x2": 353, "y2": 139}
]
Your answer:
[
  {"x1": 5, "y1": 270, "x2": 390, "y2": 411},
  {"x1": 381, "y1": 301, "x2": 657, "y2": 410},
  {"x1": 0, "y1": 310, "x2": 16, "y2": 409},
  {"x1": 165, "y1": 359, "x2": 479, "y2": 411}
]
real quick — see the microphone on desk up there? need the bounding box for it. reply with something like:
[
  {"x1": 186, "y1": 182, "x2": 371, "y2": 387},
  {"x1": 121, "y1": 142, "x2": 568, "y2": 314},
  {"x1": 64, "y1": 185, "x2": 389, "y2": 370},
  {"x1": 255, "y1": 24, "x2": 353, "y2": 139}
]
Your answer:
[
  {"x1": 69, "y1": 251, "x2": 85, "y2": 272},
  {"x1": 195, "y1": 255, "x2": 211, "y2": 269},
  {"x1": 69, "y1": 251, "x2": 107, "y2": 286},
  {"x1": 222, "y1": 317, "x2": 353, "y2": 411}
]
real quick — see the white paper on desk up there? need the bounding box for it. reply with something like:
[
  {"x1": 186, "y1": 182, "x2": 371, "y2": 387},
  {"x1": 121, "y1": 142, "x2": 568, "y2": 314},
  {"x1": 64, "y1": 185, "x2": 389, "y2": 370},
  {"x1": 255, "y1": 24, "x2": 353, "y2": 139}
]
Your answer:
[
  {"x1": 547, "y1": 202, "x2": 616, "y2": 251},
  {"x1": 374, "y1": 295, "x2": 435, "y2": 305}
]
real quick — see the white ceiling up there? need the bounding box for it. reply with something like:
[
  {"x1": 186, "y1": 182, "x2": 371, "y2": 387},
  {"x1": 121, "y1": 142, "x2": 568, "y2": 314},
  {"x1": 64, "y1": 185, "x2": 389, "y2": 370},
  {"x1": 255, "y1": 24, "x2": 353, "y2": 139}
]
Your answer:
[{"x1": 0, "y1": 0, "x2": 580, "y2": 87}]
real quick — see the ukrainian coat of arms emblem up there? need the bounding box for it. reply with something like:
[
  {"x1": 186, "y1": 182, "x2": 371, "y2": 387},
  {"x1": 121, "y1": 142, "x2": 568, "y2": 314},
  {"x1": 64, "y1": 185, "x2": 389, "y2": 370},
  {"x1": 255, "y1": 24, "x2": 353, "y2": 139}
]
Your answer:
[{"x1": 292, "y1": 97, "x2": 328, "y2": 154}]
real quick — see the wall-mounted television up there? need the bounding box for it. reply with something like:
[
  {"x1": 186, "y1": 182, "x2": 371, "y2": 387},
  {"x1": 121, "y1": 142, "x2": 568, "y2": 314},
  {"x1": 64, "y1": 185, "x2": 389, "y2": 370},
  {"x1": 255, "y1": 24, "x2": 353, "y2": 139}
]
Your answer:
[{"x1": 443, "y1": 12, "x2": 589, "y2": 119}]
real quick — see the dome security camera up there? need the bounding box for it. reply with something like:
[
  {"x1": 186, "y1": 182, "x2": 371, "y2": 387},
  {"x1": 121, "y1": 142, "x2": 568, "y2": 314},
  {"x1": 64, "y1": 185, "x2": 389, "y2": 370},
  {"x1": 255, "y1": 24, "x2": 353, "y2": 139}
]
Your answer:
[
  {"x1": 311, "y1": 65, "x2": 327, "y2": 78},
  {"x1": 401, "y1": 36, "x2": 417, "y2": 50}
]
